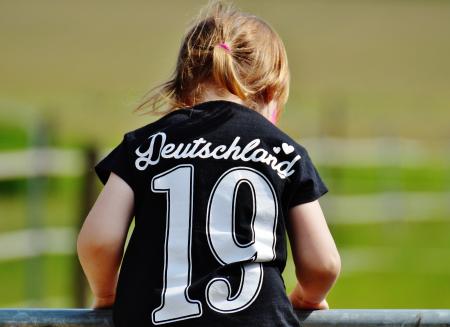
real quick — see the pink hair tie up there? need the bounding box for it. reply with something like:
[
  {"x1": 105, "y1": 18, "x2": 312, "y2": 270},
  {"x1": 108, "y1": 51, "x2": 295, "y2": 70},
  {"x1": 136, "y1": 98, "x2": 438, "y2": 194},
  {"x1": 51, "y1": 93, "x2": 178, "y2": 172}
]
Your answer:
[{"x1": 218, "y1": 42, "x2": 231, "y2": 52}]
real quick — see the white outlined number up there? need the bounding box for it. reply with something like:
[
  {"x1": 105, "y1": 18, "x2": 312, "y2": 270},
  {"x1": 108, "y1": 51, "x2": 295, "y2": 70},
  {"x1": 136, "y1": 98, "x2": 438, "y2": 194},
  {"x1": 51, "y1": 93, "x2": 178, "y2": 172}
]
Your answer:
[
  {"x1": 206, "y1": 167, "x2": 277, "y2": 312},
  {"x1": 151, "y1": 165, "x2": 202, "y2": 325},
  {"x1": 151, "y1": 165, "x2": 278, "y2": 324}
]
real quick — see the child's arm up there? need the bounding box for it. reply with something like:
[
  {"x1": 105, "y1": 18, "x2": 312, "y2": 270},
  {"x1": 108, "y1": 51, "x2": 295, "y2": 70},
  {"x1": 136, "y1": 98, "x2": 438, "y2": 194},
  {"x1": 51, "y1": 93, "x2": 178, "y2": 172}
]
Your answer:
[
  {"x1": 287, "y1": 199, "x2": 341, "y2": 310},
  {"x1": 77, "y1": 172, "x2": 134, "y2": 308}
]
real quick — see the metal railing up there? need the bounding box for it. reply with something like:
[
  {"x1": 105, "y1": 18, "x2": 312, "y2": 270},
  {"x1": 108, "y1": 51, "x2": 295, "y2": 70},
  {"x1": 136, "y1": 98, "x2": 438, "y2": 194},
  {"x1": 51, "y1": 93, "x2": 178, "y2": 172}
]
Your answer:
[{"x1": 0, "y1": 309, "x2": 450, "y2": 326}]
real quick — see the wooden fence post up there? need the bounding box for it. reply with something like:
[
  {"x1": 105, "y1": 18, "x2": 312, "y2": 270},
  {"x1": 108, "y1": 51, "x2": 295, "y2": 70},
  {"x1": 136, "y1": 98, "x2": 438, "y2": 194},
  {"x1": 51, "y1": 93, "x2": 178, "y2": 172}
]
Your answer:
[{"x1": 25, "y1": 118, "x2": 50, "y2": 305}]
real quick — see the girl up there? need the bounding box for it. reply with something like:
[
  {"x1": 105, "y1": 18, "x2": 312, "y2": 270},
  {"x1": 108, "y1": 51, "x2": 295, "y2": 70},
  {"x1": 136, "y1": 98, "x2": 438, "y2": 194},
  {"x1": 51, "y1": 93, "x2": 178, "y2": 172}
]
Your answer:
[{"x1": 77, "y1": 1, "x2": 341, "y2": 326}]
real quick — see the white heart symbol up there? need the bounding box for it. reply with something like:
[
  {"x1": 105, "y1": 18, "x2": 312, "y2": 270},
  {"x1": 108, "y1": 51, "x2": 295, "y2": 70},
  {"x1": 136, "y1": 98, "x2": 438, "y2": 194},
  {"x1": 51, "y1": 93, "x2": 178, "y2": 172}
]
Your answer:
[
  {"x1": 282, "y1": 143, "x2": 294, "y2": 154},
  {"x1": 273, "y1": 147, "x2": 281, "y2": 154}
]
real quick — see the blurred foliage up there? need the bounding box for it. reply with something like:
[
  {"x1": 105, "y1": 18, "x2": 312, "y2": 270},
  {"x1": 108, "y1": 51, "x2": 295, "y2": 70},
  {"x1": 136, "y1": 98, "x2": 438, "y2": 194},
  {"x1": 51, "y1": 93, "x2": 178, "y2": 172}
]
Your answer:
[{"x1": 0, "y1": 123, "x2": 28, "y2": 150}]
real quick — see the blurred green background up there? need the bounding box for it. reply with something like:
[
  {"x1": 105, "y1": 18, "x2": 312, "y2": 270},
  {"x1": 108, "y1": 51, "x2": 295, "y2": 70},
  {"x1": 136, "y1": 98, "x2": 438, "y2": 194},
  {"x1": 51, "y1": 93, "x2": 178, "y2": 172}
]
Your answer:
[{"x1": 0, "y1": 0, "x2": 449, "y2": 309}]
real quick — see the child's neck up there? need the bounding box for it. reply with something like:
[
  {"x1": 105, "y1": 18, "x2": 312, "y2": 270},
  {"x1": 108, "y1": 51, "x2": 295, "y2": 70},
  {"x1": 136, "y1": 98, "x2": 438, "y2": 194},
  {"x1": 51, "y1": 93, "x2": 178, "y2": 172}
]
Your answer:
[
  {"x1": 199, "y1": 83, "x2": 277, "y2": 124},
  {"x1": 200, "y1": 84, "x2": 245, "y2": 106}
]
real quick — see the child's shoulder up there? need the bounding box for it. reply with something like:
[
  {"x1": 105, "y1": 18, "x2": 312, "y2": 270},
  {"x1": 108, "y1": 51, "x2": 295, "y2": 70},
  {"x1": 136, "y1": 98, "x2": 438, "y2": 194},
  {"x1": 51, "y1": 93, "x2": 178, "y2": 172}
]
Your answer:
[
  {"x1": 122, "y1": 110, "x2": 188, "y2": 143},
  {"x1": 247, "y1": 113, "x2": 309, "y2": 156}
]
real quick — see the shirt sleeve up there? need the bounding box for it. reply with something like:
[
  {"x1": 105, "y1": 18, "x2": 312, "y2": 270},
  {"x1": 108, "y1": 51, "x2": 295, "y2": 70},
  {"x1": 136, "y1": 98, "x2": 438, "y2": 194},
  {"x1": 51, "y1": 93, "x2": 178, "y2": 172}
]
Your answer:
[
  {"x1": 287, "y1": 146, "x2": 329, "y2": 208},
  {"x1": 94, "y1": 133, "x2": 135, "y2": 189}
]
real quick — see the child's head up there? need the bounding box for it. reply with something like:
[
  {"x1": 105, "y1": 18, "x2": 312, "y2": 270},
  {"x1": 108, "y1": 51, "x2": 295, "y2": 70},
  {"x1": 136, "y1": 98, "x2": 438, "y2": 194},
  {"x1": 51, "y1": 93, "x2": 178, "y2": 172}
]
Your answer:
[{"x1": 135, "y1": 0, "x2": 290, "y2": 122}]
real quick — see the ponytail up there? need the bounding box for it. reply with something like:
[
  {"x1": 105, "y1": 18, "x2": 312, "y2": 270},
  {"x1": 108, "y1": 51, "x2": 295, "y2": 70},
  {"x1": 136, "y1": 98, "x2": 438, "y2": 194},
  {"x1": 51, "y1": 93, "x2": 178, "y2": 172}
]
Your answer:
[
  {"x1": 134, "y1": 0, "x2": 290, "y2": 116},
  {"x1": 212, "y1": 41, "x2": 250, "y2": 100}
]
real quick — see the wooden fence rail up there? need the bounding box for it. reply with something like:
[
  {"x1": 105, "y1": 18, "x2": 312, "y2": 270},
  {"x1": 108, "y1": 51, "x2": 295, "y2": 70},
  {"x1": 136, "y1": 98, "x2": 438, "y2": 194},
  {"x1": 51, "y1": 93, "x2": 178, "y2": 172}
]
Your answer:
[{"x1": 0, "y1": 309, "x2": 449, "y2": 326}]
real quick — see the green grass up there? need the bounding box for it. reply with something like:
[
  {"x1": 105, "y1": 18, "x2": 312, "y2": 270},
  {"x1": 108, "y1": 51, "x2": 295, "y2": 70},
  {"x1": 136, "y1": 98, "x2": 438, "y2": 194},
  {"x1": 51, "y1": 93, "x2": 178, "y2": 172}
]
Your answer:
[
  {"x1": 327, "y1": 272, "x2": 450, "y2": 309},
  {"x1": 0, "y1": 123, "x2": 28, "y2": 150},
  {"x1": 283, "y1": 220, "x2": 450, "y2": 308},
  {"x1": 321, "y1": 165, "x2": 450, "y2": 194},
  {"x1": 0, "y1": 176, "x2": 94, "y2": 232},
  {"x1": 0, "y1": 255, "x2": 75, "y2": 307}
]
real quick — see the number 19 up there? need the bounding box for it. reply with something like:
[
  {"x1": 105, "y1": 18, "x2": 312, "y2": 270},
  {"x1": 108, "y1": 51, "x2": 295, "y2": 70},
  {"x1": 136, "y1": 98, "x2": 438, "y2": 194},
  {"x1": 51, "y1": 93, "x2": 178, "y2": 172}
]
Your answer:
[{"x1": 151, "y1": 164, "x2": 278, "y2": 325}]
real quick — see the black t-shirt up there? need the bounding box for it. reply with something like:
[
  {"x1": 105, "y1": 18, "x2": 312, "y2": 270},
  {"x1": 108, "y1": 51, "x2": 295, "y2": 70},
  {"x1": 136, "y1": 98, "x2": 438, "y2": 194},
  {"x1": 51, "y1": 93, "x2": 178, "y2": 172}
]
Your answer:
[{"x1": 94, "y1": 100, "x2": 329, "y2": 327}]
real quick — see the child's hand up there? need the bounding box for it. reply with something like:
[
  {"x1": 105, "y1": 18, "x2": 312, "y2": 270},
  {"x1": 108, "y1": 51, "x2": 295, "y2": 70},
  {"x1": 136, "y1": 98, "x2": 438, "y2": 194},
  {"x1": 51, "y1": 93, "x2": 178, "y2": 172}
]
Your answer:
[
  {"x1": 289, "y1": 283, "x2": 329, "y2": 310},
  {"x1": 92, "y1": 294, "x2": 115, "y2": 309}
]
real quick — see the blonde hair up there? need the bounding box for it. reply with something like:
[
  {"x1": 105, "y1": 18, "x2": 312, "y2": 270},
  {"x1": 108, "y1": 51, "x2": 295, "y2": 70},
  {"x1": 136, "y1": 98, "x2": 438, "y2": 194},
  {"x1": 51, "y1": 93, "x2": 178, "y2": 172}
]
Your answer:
[{"x1": 134, "y1": 0, "x2": 290, "y2": 118}]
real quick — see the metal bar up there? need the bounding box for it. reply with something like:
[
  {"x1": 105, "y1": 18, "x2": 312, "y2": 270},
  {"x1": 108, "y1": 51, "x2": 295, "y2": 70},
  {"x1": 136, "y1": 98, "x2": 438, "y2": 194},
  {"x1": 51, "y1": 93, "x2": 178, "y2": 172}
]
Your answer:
[
  {"x1": 0, "y1": 309, "x2": 113, "y2": 327},
  {"x1": 0, "y1": 309, "x2": 450, "y2": 326},
  {"x1": 296, "y1": 309, "x2": 450, "y2": 326}
]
